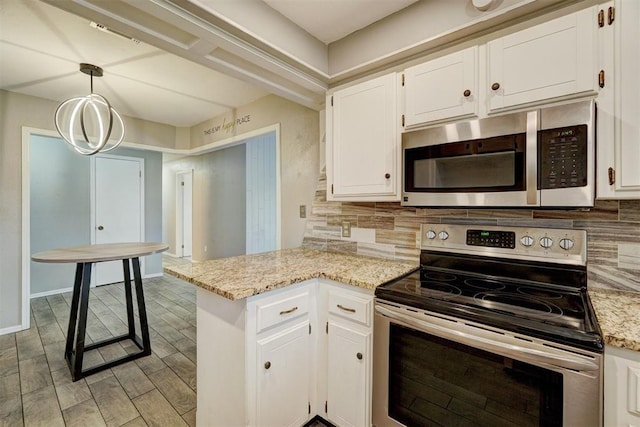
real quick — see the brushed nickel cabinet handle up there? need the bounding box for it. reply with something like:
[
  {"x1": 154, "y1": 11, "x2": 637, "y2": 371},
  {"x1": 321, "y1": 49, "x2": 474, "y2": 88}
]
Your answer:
[
  {"x1": 463, "y1": 89, "x2": 471, "y2": 97},
  {"x1": 264, "y1": 361, "x2": 271, "y2": 369},
  {"x1": 491, "y1": 82, "x2": 500, "y2": 91},
  {"x1": 356, "y1": 352, "x2": 363, "y2": 360},
  {"x1": 337, "y1": 304, "x2": 356, "y2": 313},
  {"x1": 279, "y1": 306, "x2": 298, "y2": 315}
]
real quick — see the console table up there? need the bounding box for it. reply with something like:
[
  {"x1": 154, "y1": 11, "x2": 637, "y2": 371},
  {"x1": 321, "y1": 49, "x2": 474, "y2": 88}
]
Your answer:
[{"x1": 32, "y1": 242, "x2": 169, "y2": 381}]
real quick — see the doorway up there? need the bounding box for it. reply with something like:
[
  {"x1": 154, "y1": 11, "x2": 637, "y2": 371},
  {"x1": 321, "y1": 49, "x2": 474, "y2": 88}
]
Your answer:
[
  {"x1": 92, "y1": 154, "x2": 145, "y2": 285},
  {"x1": 176, "y1": 170, "x2": 193, "y2": 258}
]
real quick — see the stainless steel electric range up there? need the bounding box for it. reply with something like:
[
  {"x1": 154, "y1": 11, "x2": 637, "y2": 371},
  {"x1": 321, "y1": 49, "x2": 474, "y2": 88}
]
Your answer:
[{"x1": 372, "y1": 223, "x2": 603, "y2": 427}]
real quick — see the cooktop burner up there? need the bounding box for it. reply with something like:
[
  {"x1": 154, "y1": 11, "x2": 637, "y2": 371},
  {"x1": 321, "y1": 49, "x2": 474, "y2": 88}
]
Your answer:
[{"x1": 375, "y1": 223, "x2": 603, "y2": 352}]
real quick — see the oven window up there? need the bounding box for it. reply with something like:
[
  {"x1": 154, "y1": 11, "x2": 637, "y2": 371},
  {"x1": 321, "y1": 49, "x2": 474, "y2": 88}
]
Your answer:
[{"x1": 388, "y1": 324, "x2": 563, "y2": 427}]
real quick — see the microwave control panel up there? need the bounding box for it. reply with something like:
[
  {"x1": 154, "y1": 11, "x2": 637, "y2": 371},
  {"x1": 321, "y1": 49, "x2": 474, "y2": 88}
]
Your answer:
[{"x1": 538, "y1": 124, "x2": 588, "y2": 189}]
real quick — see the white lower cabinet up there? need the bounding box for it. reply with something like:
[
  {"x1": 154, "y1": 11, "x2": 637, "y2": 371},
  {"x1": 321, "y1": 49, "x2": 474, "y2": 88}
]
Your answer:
[
  {"x1": 248, "y1": 283, "x2": 314, "y2": 427},
  {"x1": 257, "y1": 321, "x2": 311, "y2": 427},
  {"x1": 196, "y1": 279, "x2": 374, "y2": 427},
  {"x1": 605, "y1": 345, "x2": 640, "y2": 426},
  {"x1": 321, "y1": 281, "x2": 374, "y2": 427},
  {"x1": 327, "y1": 322, "x2": 371, "y2": 427}
]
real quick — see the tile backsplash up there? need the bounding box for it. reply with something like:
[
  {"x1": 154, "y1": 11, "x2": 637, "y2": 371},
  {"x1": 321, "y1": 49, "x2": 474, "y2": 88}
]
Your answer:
[{"x1": 302, "y1": 170, "x2": 640, "y2": 292}]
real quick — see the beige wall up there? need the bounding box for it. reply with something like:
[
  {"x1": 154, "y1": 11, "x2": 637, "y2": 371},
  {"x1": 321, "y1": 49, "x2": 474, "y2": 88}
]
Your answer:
[{"x1": 190, "y1": 95, "x2": 320, "y2": 250}]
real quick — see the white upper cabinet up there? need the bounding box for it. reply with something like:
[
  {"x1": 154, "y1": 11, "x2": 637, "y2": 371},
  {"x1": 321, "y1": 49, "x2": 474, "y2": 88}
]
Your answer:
[
  {"x1": 404, "y1": 46, "x2": 478, "y2": 127},
  {"x1": 327, "y1": 73, "x2": 400, "y2": 201},
  {"x1": 597, "y1": 0, "x2": 640, "y2": 198},
  {"x1": 487, "y1": 7, "x2": 598, "y2": 112}
]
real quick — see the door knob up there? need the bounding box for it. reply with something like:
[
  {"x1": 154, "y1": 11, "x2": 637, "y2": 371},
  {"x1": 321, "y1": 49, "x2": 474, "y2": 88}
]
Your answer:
[{"x1": 97, "y1": 225, "x2": 104, "y2": 230}]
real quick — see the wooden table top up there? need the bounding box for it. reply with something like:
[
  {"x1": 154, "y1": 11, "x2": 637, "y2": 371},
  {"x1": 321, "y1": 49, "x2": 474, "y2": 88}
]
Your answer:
[{"x1": 32, "y1": 242, "x2": 169, "y2": 264}]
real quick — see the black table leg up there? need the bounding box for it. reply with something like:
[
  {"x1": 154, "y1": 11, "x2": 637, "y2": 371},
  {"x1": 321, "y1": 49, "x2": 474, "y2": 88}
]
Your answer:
[
  {"x1": 65, "y1": 257, "x2": 152, "y2": 381},
  {"x1": 64, "y1": 263, "x2": 84, "y2": 361},
  {"x1": 132, "y1": 257, "x2": 151, "y2": 355},
  {"x1": 123, "y1": 259, "x2": 136, "y2": 338}
]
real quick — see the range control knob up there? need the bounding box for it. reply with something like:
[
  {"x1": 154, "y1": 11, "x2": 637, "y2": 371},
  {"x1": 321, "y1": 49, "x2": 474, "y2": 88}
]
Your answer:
[
  {"x1": 559, "y1": 238, "x2": 575, "y2": 250},
  {"x1": 520, "y1": 235, "x2": 534, "y2": 247},
  {"x1": 438, "y1": 231, "x2": 449, "y2": 240},
  {"x1": 540, "y1": 237, "x2": 554, "y2": 249},
  {"x1": 426, "y1": 230, "x2": 437, "y2": 240}
]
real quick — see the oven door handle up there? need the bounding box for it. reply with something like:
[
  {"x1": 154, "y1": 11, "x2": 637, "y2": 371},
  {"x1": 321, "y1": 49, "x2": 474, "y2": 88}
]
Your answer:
[{"x1": 375, "y1": 305, "x2": 599, "y2": 372}]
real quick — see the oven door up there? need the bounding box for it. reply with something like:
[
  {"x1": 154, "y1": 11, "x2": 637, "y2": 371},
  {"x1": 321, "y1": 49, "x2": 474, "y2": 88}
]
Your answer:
[{"x1": 372, "y1": 301, "x2": 602, "y2": 427}]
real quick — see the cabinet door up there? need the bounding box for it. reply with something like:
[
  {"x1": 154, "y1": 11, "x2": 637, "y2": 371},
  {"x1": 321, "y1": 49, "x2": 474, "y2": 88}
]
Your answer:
[
  {"x1": 605, "y1": 346, "x2": 640, "y2": 426},
  {"x1": 597, "y1": 0, "x2": 640, "y2": 198},
  {"x1": 487, "y1": 7, "x2": 597, "y2": 112},
  {"x1": 327, "y1": 321, "x2": 371, "y2": 427},
  {"x1": 327, "y1": 73, "x2": 399, "y2": 201},
  {"x1": 257, "y1": 321, "x2": 311, "y2": 427},
  {"x1": 405, "y1": 46, "x2": 477, "y2": 127}
]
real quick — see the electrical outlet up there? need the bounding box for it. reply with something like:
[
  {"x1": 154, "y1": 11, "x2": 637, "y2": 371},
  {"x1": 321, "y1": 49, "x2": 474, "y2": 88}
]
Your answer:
[
  {"x1": 341, "y1": 221, "x2": 351, "y2": 238},
  {"x1": 299, "y1": 205, "x2": 306, "y2": 218}
]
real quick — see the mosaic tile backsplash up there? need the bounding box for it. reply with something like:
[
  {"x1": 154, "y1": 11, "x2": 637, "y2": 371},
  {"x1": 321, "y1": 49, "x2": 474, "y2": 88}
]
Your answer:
[{"x1": 302, "y1": 170, "x2": 640, "y2": 292}]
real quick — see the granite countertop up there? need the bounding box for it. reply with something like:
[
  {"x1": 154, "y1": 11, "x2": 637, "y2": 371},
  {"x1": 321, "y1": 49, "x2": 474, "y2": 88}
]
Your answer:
[
  {"x1": 589, "y1": 288, "x2": 640, "y2": 352},
  {"x1": 164, "y1": 247, "x2": 418, "y2": 300}
]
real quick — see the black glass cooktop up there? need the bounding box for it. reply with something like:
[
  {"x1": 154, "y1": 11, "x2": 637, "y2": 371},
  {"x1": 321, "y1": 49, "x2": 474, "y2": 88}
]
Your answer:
[{"x1": 376, "y1": 252, "x2": 603, "y2": 352}]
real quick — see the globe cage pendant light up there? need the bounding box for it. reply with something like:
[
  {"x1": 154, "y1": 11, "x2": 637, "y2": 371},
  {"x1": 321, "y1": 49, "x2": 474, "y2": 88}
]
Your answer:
[{"x1": 54, "y1": 63, "x2": 125, "y2": 155}]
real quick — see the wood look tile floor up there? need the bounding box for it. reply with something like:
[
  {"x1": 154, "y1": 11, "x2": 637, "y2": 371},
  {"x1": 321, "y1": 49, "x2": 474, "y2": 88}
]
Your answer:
[{"x1": 1, "y1": 260, "x2": 197, "y2": 427}]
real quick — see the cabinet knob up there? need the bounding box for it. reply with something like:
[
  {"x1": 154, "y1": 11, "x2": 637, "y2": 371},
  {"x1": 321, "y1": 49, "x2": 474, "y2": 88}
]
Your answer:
[
  {"x1": 97, "y1": 225, "x2": 104, "y2": 230},
  {"x1": 264, "y1": 361, "x2": 271, "y2": 369},
  {"x1": 491, "y1": 82, "x2": 500, "y2": 91},
  {"x1": 463, "y1": 89, "x2": 471, "y2": 97},
  {"x1": 384, "y1": 173, "x2": 391, "y2": 179},
  {"x1": 356, "y1": 352, "x2": 363, "y2": 360}
]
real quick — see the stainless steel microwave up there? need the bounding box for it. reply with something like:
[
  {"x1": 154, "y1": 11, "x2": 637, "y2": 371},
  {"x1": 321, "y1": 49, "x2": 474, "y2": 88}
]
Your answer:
[{"x1": 401, "y1": 100, "x2": 595, "y2": 207}]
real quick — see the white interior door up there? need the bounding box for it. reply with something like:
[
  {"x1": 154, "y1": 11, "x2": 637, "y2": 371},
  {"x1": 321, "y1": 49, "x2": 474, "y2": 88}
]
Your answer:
[
  {"x1": 93, "y1": 155, "x2": 144, "y2": 285},
  {"x1": 176, "y1": 170, "x2": 193, "y2": 258}
]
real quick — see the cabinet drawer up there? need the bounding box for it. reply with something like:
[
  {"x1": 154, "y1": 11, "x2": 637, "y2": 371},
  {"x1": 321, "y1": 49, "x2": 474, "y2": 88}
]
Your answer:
[
  {"x1": 256, "y1": 290, "x2": 310, "y2": 333},
  {"x1": 328, "y1": 289, "x2": 372, "y2": 326}
]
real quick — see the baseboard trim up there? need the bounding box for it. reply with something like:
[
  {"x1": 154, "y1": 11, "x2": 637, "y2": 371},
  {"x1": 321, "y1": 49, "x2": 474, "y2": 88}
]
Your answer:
[
  {"x1": 0, "y1": 324, "x2": 28, "y2": 335},
  {"x1": 30, "y1": 286, "x2": 74, "y2": 299}
]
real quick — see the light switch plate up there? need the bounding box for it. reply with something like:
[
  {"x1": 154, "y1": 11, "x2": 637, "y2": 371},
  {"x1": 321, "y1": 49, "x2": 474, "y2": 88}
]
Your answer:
[
  {"x1": 299, "y1": 205, "x2": 306, "y2": 218},
  {"x1": 341, "y1": 221, "x2": 351, "y2": 238}
]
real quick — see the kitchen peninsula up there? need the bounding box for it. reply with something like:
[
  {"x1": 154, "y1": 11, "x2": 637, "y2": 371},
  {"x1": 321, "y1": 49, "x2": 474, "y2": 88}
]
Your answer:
[{"x1": 164, "y1": 247, "x2": 416, "y2": 426}]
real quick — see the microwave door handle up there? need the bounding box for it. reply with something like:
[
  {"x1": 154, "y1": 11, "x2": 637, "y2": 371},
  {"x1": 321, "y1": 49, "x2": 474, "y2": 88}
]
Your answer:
[
  {"x1": 375, "y1": 305, "x2": 598, "y2": 372},
  {"x1": 526, "y1": 110, "x2": 538, "y2": 205}
]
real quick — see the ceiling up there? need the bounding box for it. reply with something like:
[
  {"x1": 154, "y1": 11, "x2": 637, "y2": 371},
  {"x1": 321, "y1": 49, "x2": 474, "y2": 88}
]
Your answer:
[
  {"x1": 0, "y1": 0, "x2": 417, "y2": 128},
  {"x1": 263, "y1": 0, "x2": 418, "y2": 44}
]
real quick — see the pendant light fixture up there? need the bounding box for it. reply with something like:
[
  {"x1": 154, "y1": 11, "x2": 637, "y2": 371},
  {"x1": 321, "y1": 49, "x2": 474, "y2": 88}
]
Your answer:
[{"x1": 54, "y1": 63, "x2": 125, "y2": 155}]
